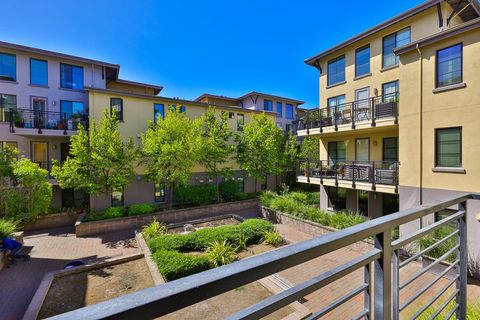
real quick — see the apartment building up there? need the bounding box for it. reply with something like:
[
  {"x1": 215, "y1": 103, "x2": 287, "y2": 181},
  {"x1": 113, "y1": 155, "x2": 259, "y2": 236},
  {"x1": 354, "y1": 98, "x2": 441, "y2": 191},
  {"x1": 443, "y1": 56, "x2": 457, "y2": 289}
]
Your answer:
[
  {"x1": 297, "y1": 0, "x2": 480, "y2": 258},
  {"x1": 195, "y1": 92, "x2": 304, "y2": 132}
]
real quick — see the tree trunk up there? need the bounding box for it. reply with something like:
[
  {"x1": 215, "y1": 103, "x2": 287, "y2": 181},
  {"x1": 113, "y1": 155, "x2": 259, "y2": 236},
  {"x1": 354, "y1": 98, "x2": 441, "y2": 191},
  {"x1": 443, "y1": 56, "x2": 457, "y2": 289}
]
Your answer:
[{"x1": 215, "y1": 175, "x2": 220, "y2": 203}]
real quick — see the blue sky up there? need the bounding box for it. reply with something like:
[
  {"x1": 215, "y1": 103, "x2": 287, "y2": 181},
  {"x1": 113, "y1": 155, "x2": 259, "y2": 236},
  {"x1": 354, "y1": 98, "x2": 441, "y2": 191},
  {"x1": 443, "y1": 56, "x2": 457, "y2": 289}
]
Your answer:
[{"x1": 2, "y1": 0, "x2": 423, "y2": 108}]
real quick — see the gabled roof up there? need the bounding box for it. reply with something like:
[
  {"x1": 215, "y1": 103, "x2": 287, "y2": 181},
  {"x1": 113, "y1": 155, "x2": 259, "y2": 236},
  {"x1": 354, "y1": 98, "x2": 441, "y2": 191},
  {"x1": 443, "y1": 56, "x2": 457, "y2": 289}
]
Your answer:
[
  {"x1": 114, "y1": 79, "x2": 163, "y2": 95},
  {"x1": 304, "y1": 0, "x2": 480, "y2": 66},
  {"x1": 194, "y1": 93, "x2": 239, "y2": 102},
  {"x1": 236, "y1": 91, "x2": 305, "y2": 105}
]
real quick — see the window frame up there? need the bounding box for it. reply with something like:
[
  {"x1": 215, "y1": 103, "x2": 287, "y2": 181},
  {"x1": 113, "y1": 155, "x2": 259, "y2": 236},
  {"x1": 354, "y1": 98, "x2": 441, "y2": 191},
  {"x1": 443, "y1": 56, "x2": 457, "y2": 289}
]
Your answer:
[
  {"x1": 276, "y1": 102, "x2": 283, "y2": 117},
  {"x1": 0, "y1": 93, "x2": 17, "y2": 122},
  {"x1": 435, "y1": 43, "x2": 463, "y2": 89},
  {"x1": 435, "y1": 127, "x2": 462, "y2": 168},
  {"x1": 382, "y1": 27, "x2": 411, "y2": 68},
  {"x1": 111, "y1": 187, "x2": 124, "y2": 207},
  {"x1": 0, "y1": 52, "x2": 16, "y2": 82},
  {"x1": 30, "y1": 58, "x2": 48, "y2": 86},
  {"x1": 327, "y1": 55, "x2": 346, "y2": 86},
  {"x1": 383, "y1": 137, "x2": 398, "y2": 162},
  {"x1": 60, "y1": 63, "x2": 84, "y2": 90},
  {"x1": 285, "y1": 103, "x2": 294, "y2": 119},
  {"x1": 110, "y1": 98, "x2": 123, "y2": 121},
  {"x1": 154, "y1": 183, "x2": 166, "y2": 203},
  {"x1": 237, "y1": 113, "x2": 244, "y2": 131},
  {"x1": 153, "y1": 103, "x2": 164, "y2": 123},
  {"x1": 264, "y1": 99, "x2": 273, "y2": 112},
  {"x1": 355, "y1": 45, "x2": 370, "y2": 77}
]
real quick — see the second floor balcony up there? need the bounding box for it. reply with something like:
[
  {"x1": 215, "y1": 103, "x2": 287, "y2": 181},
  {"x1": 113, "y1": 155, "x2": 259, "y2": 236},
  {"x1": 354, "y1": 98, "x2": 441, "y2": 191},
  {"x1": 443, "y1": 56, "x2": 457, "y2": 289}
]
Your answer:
[
  {"x1": 295, "y1": 92, "x2": 399, "y2": 136},
  {"x1": 297, "y1": 159, "x2": 399, "y2": 193},
  {"x1": 8, "y1": 108, "x2": 89, "y2": 136}
]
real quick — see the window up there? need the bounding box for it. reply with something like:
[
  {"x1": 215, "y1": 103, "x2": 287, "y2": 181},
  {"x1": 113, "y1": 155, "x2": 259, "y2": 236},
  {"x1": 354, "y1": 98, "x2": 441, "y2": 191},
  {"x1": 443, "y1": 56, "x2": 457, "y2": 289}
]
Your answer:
[
  {"x1": 60, "y1": 100, "x2": 84, "y2": 115},
  {"x1": 383, "y1": 137, "x2": 398, "y2": 162},
  {"x1": 170, "y1": 104, "x2": 176, "y2": 111},
  {"x1": 154, "y1": 183, "x2": 166, "y2": 203},
  {"x1": 0, "y1": 141, "x2": 17, "y2": 151},
  {"x1": 436, "y1": 43, "x2": 462, "y2": 88},
  {"x1": 228, "y1": 112, "x2": 235, "y2": 119},
  {"x1": 237, "y1": 177, "x2": 245, "y2": 193},
  {"x1": 180, "y1": 106, "x2": 186, "y2": 113},
  {"x1": 356, "y1": 138, "x2": 370, "y2": 162},
  {"x1": 382, "y1": 80, "x2": 399, "y2": 101},
  {"x1": 355, "y1": 45, "x2": 370, "y2": 77},
  {"x1": 285, "y1": 104, "x2": 294, "y2": 119},
  {"x1": 111, "y1": 188, "x2": 124, "y2": 207},
  {"x1": 60, "y1": 63, "x2": 84, "y2": 90},
  {"x1": 110, "y1": 98, "x2": 123, "y2": 121},
  {"x1": 154, "y1": 103, "x2": 164, "y2": 123},
  {"x1": 327, "y1": 187, "x2": 346, "y2": 210},
  {"x1": 327, "y1": 95, "x2": 346, "y2": 118},
  {"x1": 328, "y1": 141, "x2": 346, "y2": 164},
  {"x1": 285, "y1": 124, "x2": 291, "y2": 132},
  {"x1": 435, "y1": 127, "x2": 461, "y2": 167},
  {"x1": 264, "y1": 99, "x2": 273, "y2": 111},
  {"x1": 327, "y1": 55, "x2": 345, "y2": 86},
  {"x1": 0, "y1": 94, "x2": 16, "y2": 122},
  {"x1": 237, "y1": 113, "x2": 244, "y2": 131},
  {"x1": 383, "y1": 27, "x2": 410, "y2": 68},
  {"x1": 30, "y1": 58, "x2": 48, "y2": 86},
  {"x1": 276, "y1": 102, "x2": 283, "y2": 117},
  {"x1": 0, "y1": 53, "x2": 16, "y2": 81}
]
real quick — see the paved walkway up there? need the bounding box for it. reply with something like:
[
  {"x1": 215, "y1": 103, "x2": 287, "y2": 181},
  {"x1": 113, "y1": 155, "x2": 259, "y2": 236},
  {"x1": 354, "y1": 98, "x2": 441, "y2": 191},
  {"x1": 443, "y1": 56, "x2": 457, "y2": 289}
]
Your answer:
[{"x1": 0, "y1": 227, "x2": 139, "y2": 320}]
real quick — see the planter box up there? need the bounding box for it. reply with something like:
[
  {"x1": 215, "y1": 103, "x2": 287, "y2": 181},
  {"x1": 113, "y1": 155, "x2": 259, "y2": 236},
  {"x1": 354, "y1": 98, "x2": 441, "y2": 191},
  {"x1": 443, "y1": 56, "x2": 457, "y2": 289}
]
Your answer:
[
  {"x1": 76, "y1": 199, "x2": 259, "y2": 237},
  {"x1": 22, "y1": 212, "x2": 79, "y2": 232}
]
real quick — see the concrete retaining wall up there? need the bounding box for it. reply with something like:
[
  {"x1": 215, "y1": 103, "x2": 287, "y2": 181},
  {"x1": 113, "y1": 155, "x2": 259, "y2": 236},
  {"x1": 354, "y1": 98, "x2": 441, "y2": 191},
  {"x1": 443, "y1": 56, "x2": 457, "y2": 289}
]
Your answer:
[
  {"x1": 22, "y1": 212, "x2": 79, "y2": 232},
  {"x1": 76, "y1": 199, "x2": 259, "y2": 237}
]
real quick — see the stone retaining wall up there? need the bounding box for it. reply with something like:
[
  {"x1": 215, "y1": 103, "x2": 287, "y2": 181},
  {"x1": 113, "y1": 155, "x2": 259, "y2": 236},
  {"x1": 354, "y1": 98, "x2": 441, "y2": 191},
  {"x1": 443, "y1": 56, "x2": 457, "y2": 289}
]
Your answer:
[
  {"x1": 22, "y1": 212, "x2": 79, "y2": 232},
  {"x1": 76, "y1": 199, "x2": 259, "y2": 237}
]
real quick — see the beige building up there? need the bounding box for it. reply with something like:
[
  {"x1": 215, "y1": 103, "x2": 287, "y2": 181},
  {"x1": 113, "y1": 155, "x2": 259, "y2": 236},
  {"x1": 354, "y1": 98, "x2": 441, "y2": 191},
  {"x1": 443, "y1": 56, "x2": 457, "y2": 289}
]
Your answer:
[{"x1": 297, "y1": 0, "x2": 480, "y2": 259}]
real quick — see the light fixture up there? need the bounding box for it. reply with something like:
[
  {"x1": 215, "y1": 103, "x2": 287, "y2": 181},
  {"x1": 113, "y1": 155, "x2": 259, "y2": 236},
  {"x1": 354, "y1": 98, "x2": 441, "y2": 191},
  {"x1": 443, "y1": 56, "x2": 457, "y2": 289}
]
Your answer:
[{"x1": 373, "y1": 140, "x2": 378, "y2": 146}]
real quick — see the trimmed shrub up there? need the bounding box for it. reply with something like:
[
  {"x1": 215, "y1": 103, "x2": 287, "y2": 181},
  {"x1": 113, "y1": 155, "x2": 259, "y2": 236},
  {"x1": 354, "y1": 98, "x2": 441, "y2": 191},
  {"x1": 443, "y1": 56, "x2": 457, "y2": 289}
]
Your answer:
[
  {"x1": 142, "y1": 219, "x2": 167, "y2": 241},
  {"x1": 103, "y1": 206, "x2": 125, "y2": 219},
  {"x1": 219, "y1": 180, "x2": 239, "y2": 202},
  {"x1": 262, "y1": 230, "x2": 283, "y2": 247},
  {"x1": 206, "y1": 240, "x2": 237, "y2": 267},
  {"x1": 0, "y1": 219, "x2": 17, "y2": 238},
  {"x1": 128, "y1": 203, "x2": 156, "y2": 216},
  {"x1": 152, "y1": 250, "x2": 211, "y2": 281},
  {"x1": 175, "y1": 184, "x2": 216, "y2": 206}
]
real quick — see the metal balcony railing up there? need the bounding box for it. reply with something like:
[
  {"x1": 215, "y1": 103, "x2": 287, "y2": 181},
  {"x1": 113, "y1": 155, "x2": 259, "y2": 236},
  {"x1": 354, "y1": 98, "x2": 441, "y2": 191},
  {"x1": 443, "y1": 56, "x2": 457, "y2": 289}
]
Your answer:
[
  {"x1": 297, "y1": 159, "x2": 399, "y2": 190},
  {"x1": 293, "y1": 92, "x2": 399, "y2": 133},
  {"x1": 48, "y1": 193, "x2": 475, "y2": 320},
  {"x1": 9, "y1": 108, "x2": 89, "y2": 134}
]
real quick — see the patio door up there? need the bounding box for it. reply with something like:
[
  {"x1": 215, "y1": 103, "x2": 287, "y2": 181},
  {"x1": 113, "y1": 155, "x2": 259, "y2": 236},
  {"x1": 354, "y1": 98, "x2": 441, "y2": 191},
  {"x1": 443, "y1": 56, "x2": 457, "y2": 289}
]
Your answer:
[
  {"x1": 355, "y1": 87, "x2": 370, "y2": 121},
  {"x1": 32, "y1": 142, "x2": 48, "y2": 169},
  {"x1": 358, "y1": 190, "x2": 369, "y2": 216},
  {"x1": 355, "y1": 138, "x2": 370, "y2": 163},
  {"x1": 31, "y1": 97, "x2": 47, "y2": 128}
]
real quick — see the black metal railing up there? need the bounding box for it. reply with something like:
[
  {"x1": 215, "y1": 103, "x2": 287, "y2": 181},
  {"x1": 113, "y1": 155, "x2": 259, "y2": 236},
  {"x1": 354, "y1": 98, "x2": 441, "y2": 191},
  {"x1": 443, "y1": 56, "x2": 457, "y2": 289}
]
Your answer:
[
  {"x1": 293, "y1": 92, "x2": 399, "y2": 133},
  {"x1": 297, "y1": 159, "x2": 399, "y2": 189},
  {"x1": 47, "y1": 193, "x2": 475, "y2": 320},
  {"x1": 9, "y1": 108, "x2": 89, "y2": 134}
]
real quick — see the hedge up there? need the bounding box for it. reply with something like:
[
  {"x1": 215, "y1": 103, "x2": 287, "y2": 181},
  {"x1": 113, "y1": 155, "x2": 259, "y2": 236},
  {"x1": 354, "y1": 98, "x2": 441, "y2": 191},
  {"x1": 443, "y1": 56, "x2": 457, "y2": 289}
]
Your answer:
[
  {"x1": 152, "y1": 250, "x2": 211, "y2": 281},
  {"x1": 175, "y1": 184, "x2": 216, "y2": 206},
  {"x1": 128, "y1": 203, "x2": 156, "y2": 216}
]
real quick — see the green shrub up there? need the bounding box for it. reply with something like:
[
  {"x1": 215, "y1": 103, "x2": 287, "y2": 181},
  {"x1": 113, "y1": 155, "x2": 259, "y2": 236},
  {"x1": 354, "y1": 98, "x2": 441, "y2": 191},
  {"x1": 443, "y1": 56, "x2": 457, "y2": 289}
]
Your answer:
[
  {"x1": 206, "y1": 240, "x2": 237, "y2": 267},
  {"x1": 417, "y1": 225, "x2": 457, "y2": 263},
  {"x1": 175, "y1": 184, "x2": 216, "y2": 206},
  {"x1": 142, "y1": 219, "x2": 167, "y2": 240},
  {"x1": 128, "y1": 203, "x2": 156, "y2": 216},
  {"x1": 262, "y1": 230, "x2": 283, "y2": 247},
  {"x1": 410, "y1": 300, "x2": 480, "y2": 319},
  {"x1": 236, "y1": 192, "x2": 258, "y2": 201},
  {"x1": 0, "y1": 219, "x2": 17, "y2": 238},
  {"x1": 219, "y1": 180, "x2": 239, "y2": 202},
  {"x1": 152, "y1": 250, "x2": 211, "y2": 281},
  {"x1": 259, "y1": 190, "x2": 277, "y2": 207},
  {"x1": 103, "y1": 206, "x2": 125, "y2": 219},
  {"x1": 304, "y1": 192, "x2": 320, "y2": 206}
]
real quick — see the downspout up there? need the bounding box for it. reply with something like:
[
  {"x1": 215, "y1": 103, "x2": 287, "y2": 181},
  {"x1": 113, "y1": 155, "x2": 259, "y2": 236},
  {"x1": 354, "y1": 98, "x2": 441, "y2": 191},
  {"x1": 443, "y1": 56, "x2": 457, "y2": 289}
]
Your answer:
[{"x1": 416, "y1": 44, "x2": 423, "y2": 211}]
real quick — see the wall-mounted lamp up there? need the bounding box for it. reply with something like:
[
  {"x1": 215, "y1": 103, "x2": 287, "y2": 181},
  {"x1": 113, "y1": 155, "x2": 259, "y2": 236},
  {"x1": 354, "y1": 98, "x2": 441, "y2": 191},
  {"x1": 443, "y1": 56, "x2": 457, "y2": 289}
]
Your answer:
[
  {"x1": 52, "y1": 144, "x2": 57, "y2": 150},
  {"x1": 373, "y1": 140, "x2": 378, "y2": 147},
  {"x1": 374, "y1": 88, "x2": 379, "y2": 96},
  {"x1": 52, "y1": 100, "x2": 56, "y2": 106}
]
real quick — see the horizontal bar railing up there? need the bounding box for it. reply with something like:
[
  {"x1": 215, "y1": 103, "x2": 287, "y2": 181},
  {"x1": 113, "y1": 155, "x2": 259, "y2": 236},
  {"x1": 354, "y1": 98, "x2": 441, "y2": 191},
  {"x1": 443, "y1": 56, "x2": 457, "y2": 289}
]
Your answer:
[
  {"x1": 9, "y1": 108, "x2": 88, "y2": 134},
  {"x1": 296, "y1": 159, "x2": 399, "y2": 188},
  {"x1": 48, "y1": 193, "x2": 476, "y2": 320},
  {"x1": 295, "y1": 92, "x2": 398, "y2": 132}
]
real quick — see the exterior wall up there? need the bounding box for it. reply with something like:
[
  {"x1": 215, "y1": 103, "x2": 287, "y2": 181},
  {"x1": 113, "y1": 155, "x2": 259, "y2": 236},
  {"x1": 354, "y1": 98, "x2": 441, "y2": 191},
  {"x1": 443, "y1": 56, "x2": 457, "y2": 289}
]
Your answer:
[
  {"x1": 240, "y1": 96, "x2": 298, "y2": 131},
  {"x1": 106, "y1": 81, "x2": 156, "y2": 95}
]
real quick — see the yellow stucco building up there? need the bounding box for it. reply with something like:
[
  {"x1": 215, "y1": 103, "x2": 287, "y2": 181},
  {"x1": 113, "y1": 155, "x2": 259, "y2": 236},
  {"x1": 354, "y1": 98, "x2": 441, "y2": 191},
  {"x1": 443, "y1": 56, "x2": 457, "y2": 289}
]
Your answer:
[{"x1": 297, "y1": 0, "x2": 480, "y2": 258}]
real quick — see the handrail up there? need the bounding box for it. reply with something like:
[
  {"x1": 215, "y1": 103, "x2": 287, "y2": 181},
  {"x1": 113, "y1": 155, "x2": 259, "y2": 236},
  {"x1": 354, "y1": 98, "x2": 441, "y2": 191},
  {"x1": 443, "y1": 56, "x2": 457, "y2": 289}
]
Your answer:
[
  {"x1": 9, "y1": 108, "x2": 88, "y2": 134},
  {"x1": 48, "y1": 193, "x2": 476, "y2": 320}
]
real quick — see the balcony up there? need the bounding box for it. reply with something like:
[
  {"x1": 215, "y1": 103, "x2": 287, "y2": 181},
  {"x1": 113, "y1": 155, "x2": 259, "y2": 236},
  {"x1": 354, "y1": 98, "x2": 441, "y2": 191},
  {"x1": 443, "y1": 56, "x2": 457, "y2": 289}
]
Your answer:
[
  {"x1": 8, "y1": 108, "x2": 88, "y2": 136},
  {"x1": 49, "y1": 193, "x2": 474, "y2": 319},
  {"x1": 296, "y1": 159, "x2": 399, "y2": 193},
  {"x1": 294, "y1": 92, "x2": 398, "y2": 136}
]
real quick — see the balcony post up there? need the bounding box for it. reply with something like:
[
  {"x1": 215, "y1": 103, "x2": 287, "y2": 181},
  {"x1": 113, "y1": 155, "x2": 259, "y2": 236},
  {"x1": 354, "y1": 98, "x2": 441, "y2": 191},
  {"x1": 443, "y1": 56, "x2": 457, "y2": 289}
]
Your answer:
[
  {"x1": 9, "y1": 109, "x2": 15, "y2": 133},
  {"x1": 456, "y1": 201, "x2": 467, "y2": 320},
  {"x1": 319, "y1": 108, "x2": 323, "y2": 133},
  {"x1": 371, "y1": 161, "x2": 376, "y2": 191},
  {"x1": 306, "y1": 160, "x2": 310, "y2": 183},
  {"x1": 394, "y1": 92, "x2": 399, "y2": 124},
  {"x1": 63, "y1": 113, "x2": 67, "y2": 135},
  {"x1": 352, "y1": 161, "x2": 356, "y2": 189},
  {"x1": 371, "y1": 97, "x2": 376, "y2": 127},
  {"x1": 374, "y1": 230, "x2": 392, "y2": 320},
  {"x1": 319, "y1": 160, "x2": 323, "y2": 184},
  {"x1": 334, "y1": 106, "x2": 338, "y2": 131},
  {"x1": 351, "y1": 102, "x2": 356, "y2": 129}
]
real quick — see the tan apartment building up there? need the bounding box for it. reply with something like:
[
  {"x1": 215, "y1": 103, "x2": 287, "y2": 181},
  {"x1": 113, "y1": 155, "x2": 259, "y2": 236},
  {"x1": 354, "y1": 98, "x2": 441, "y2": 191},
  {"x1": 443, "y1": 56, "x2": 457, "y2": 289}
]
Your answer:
[{"x1": 296, "y1": 0, "x2": 480, "y2": 259}]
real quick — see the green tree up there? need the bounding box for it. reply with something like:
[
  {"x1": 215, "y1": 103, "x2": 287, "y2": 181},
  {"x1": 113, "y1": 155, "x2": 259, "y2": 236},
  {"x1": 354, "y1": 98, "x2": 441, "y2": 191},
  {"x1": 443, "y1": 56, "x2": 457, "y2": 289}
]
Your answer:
[
  {"x1": 52, "y1": 109, "x2": 137, "y2": 203},
  {"x1": 300, "y1": 136, "x2": 320, "y2": 161},
  {"x1": 281, "y1": 132, "x2": 299, "y2": 186},
  {"x1": 198, "y1": 108, "x2": 235, "y2": 201},
  {"x1": 141, "y1": 108, "x2": 201, "y2": 208},
  {"x1": 236, "y1": 113, "x2": 283, "y2": 192}
]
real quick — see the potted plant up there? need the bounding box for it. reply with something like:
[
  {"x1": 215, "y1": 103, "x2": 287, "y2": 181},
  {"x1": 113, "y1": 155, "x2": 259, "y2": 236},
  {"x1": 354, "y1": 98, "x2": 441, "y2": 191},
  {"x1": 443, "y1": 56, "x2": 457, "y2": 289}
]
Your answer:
[{"x1": 13, "y1": 112, "x2": 24, "y2": 127}]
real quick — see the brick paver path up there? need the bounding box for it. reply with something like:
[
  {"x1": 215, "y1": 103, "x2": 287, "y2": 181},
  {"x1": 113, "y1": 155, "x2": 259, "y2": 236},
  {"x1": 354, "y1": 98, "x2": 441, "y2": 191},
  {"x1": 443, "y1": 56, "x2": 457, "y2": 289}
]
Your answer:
[{"x1": 0, "y1": 227, "x2": 139, "y2": 320}]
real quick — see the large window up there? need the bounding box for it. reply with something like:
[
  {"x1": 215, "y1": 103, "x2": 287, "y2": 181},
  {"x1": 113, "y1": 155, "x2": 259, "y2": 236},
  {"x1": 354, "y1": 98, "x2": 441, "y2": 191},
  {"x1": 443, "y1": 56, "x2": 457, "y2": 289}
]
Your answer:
[
  {"x1": 237, "y1": 113, "x2": 244, "y2": 131},
  {"x1": 110, "y1": 98, "x2": 123, "y2": 121},
  {"x1": 0, "y1": 53, "x2": 16, "y2": 81},
  {"x1": 60, "y1": 63, "x2": 84, "y2": 90},
  {"x1": 30, "y1": 58, "x2": 48, "y2": 86},
  {"x1": 111, "y1": 188, "x2": 124, "y2": 207},
  {"x1": 355, "y1": 45, "x2": 370, "y2": 77},
  {"x1": 0, "y1": 141, "x2": 17, "y2": 151},
  {"x1": 328, "y1": 141, "x2": 346, "y2": 164},
  {"x1": 435, "y1": 127, "x2": 462, "y2": 167},
  {"x1": 327, "y1": 95, "x2": 346, "y2": 118},
  {"x1": 154, "y1": 103, "x2": 164, "y2": 123},
  {"x1": 276, "y1": 102, "x2": 283, "y2": 117},
  {"x1": 180, "y1": 105, "x2": 186, "y2": 113},
  {"x1": 383, "y1": 27, "x2": 410, "y2": 68},
  {"x1": 383, "y1": 137, "x2": 398, "y2": 162},
  {"x1": 356, "y1": 138, "x2": 370, "y2": 162},
  {"x1": 285, "y1": 104, "x2": 294, "y2": 119},
  {"x1": 436, "y1": 43, "x2": 462, "y2": 88},
  {"x1": 264, "y1": 99, "x2": 273, "y2": 111},
  {"x1": 60, "y1": 100, "x2": 84, "y2": 115},
  {"x1": 0, "y1": 94, "x2": 16, "y2": 122},
  {"x1": 327, "y1": 55, "x2": 345, "y2": 86},
  {"x1": 154, "y1": 183, "x2": 166, "y2": 203},
  {"x1": 382, "y1": 80, "x2": 399, "y2": 101}
]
